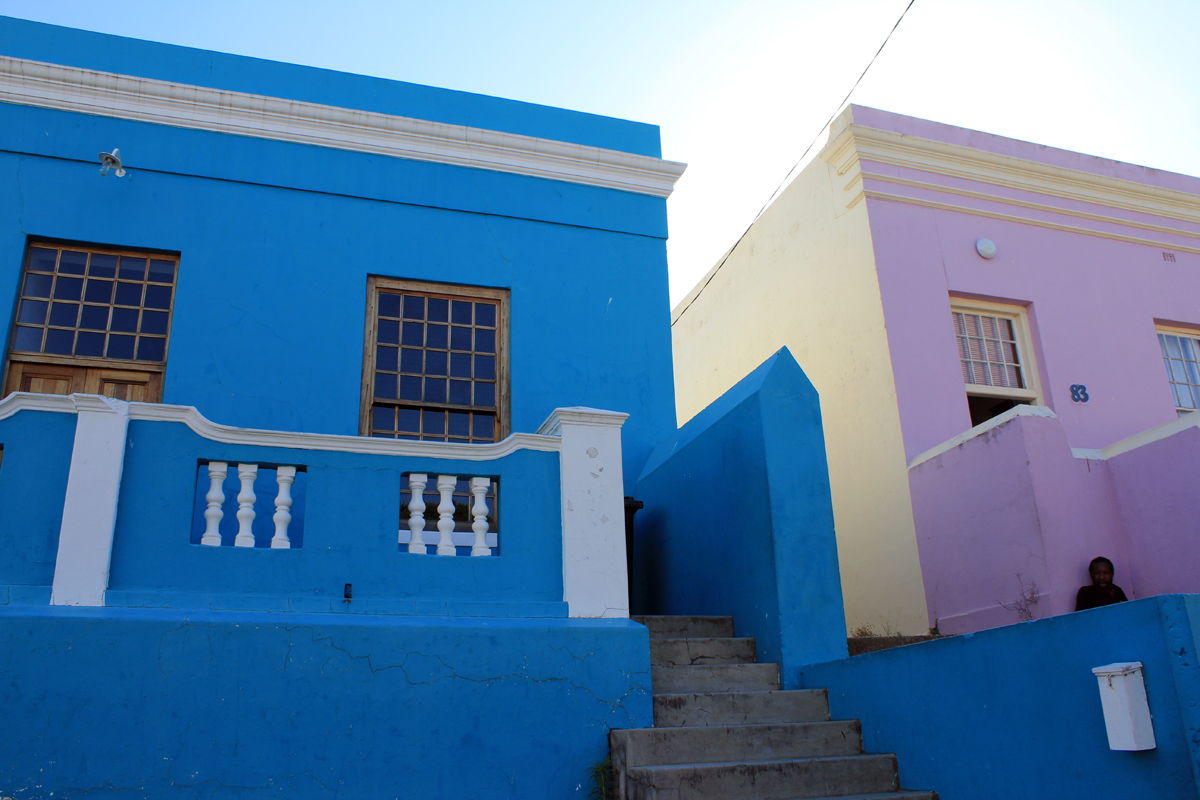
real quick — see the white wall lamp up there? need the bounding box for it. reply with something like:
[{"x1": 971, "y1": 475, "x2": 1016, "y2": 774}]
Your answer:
[
  {"x1": 976, "y1": 238, "x2": 997, "y2": 259},
  {"x1": 98, "y1": 148, "x2": 126, "y2": 177}
]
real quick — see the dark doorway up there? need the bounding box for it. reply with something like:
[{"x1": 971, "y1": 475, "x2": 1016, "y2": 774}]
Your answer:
[{"x1": 968, "y1": 394, "x2": 1029, "y2": 427}]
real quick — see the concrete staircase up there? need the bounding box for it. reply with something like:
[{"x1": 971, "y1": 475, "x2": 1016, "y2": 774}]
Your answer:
[{"x1": 611, "y1": 615, "x2": 937, "y2": 800}]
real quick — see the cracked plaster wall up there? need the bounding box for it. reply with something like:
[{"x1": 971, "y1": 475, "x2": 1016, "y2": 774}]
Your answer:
[{"x1": 0, "y1": 605, "x2": 652, "y2": 798}]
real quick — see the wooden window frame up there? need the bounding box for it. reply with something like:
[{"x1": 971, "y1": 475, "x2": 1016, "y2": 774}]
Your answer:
[
  {"x1": 4, "y1": 240, "x2": 179, "y2": 402},
  {"x1": 359, "y1": 276, "x2": 510, "y2": 441},
  {"x1": 1155, "y1": 323, "x2": 1200, "y2": 414},
  {"x1": 950, "y1": 298, "x2": 1042, "y2": 405}
]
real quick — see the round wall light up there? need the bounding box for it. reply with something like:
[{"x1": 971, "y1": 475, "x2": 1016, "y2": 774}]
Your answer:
[{"x1": 976, "y1": 238, "x2": 997, "y2": 259}]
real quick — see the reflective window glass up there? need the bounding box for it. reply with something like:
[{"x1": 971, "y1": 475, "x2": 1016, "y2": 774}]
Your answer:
[
  {"x1": 368, "y1": 284, "x2": 503, "y2": 443},
  {"x1": 7, "y1": 244, "x2": 178, "y2": 365}
]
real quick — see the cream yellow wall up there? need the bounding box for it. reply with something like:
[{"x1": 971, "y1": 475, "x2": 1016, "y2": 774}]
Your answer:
[{"x1": 670, "y1": 147, "x2": 929, "y2": 635}]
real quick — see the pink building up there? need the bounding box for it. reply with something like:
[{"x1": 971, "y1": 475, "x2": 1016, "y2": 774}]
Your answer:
[{"x1": 672, "y1": 105, "x2": 1200, "y2": 635}]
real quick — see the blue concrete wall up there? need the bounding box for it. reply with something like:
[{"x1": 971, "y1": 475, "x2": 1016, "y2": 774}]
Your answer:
[
  {"x1": 0, "y1": 408, "x2": 75, "y2": 601},
  {"x1": 800, "y1": 595, "x2": 1200, "y2": 800},
  {"x1": 0, "y1": 17, "x2": 677, "y2": 490},
  {"x1": 634, "y1": 349, "x2": 847, "y2": 682},
  {"x1": 107, "y1": 418, "x2": 564, "y2": 616},
  {"x1": 0, "y1": 606, "x2": 653, "y2": 798}
]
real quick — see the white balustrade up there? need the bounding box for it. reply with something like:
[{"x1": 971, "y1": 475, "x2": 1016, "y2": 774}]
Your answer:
[
  {"x1": 436, "y1": 475, "x2": 457, "y2": 556},
  {"x1": 234, "y1": 464, "x2": 258, "y2": 547},
  {"x1": 198, "y1": 462, "x2": 303, "y2": 549},
  {"x1": 271, "y1": 466, "x2": 296, "y2": 549},
  {"x1": 470, "y1": 478, "x2": 491, "y2": 557},
  {"x1": 201, "y1": 461, "x2": 228, "y2": 546},
  {"x1": 406, "y1": 473, "x2": 428, "y2": 553},
  {"x1": 401, "y1": 473, "x2": 496, "y2": 556}
]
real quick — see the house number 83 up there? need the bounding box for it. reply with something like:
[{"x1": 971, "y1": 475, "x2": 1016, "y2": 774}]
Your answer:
[{"x1": 1069, "y1": 384, "x2": 1089, "y2": 404}]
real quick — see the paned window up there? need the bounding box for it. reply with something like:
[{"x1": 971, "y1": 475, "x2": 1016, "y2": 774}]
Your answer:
[
  {"x1": 950, "y1": 300, "x2": 1040, "y2": 427},
  {"x1": 1158, "y1": 329, "x2": 1200, "y2": 414},
  {"x1": 4, "y1": 242, "x2": 178, "y2": 401},
  {"x1": 361, "y1": 278, "x2": 507, "y2": 442},
  {"x1": 954, "y1": 311, "x2": 1025, "y2": 390}
]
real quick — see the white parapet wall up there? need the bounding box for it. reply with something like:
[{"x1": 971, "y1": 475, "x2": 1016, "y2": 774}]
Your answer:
[
  {"x1": 538, "y1": 407, "x2": 630, "y2": 618},
  {"x1": 50, "y1": 395, "x2": 130, "y2": 606}
]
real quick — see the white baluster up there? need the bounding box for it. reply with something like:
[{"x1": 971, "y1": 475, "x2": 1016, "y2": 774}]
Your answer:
[
  {"x1": 271, "y1": 466, "x2": 296, "y2": 549},
  {"x1": 406, "y1": 473, "x2": 428, "y2": 554},
  {"x1": 470, "y1": 477, "x2": 492, "y2": 557},
  {"x1": 436, "y1": 475, "x2": 457, "y2": 556},
  {"x1": 201, "y1": 462, "x2": 227, "y2": 546},
  {"x1": 234, "y1": 464, "x2": 258, "y2": 547}
]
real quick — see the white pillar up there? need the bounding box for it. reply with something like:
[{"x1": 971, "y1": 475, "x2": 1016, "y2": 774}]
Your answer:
[
  {"x1": 234, "y1": 464, "x2": 258, "y2": 547},
  {"x1": 406, "y1": 473, "x2": 428, "y2": 554},
  {"x1": 436, "y1": 475, "x2": 457, "y2": 556},
  {"x1": 50, "y1": 395, "x2": 131, "y2": 607},
  {"x1": 200, "y1": 462, "x2": 227, "y2": 546},
  {"x1": 537, "y1": 407, "x2": 629, "y2": 618},
  {"x1": 470, "y1": 477, "x2": 492, "y2": 557},
  {"x1": 271, "y1": 466, "x2": 296, "y2": 549}
]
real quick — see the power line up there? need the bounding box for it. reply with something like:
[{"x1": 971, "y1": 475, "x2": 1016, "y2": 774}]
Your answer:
[{"x1": 672, "y1": 0, "x2": 918, "y2": 327}]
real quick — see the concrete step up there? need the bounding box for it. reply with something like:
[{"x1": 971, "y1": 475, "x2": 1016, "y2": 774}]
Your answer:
[
  {"x1": 624, "y1": 754, "x2": 899, "y2": 800},
  {"x1": 651, "y1": 637, "x2": 757, "y2": 666},
  {"x1": 654, "y1": 690, "x2": 830, "y2": 728},
  {"x1": 611, "y1": 720, "x2": 862, "y2": 771},
  {"x1": 652, "y1": 663, "x2": 781, "y2": 694},
  {"x1": 633, "y1": 615, "x2": 735, "y2": 639}
]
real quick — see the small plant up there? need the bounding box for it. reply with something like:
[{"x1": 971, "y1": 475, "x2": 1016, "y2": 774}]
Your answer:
[
  {"x1": 587, "y1": 755, "x2": 612, "y2": 800},
  {"x1": 999, "y1": 572, "x2": 1040, "y2": 622},
  {"x1": 850, "y1": 620, "x2": 899, "y2": 638}
]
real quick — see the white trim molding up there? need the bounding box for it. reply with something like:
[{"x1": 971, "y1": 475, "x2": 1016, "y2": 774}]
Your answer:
[
  {"x1": 0, "y1": 392, "x2": 560, "y2": 460},
  {"x1": 0, "y1": 56, "x2": 687, "y2": 198},
  {"x1": 821, "y1": 119, "x2": 1200, "y2": 253},
  {"x1": 0, "y1": 391, "x2": 78, "y2": 420}
]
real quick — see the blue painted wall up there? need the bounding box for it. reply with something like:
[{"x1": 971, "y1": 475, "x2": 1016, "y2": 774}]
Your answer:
[
  {"x1": 634, "y1": 349, "x2": 847, "y2": 682},
  {"x1": 0, "y1": 409, "x2": 75, "y2": 599},
  {"x1": 800, "y1": 595, "x2": 1200, "y2": 799},
  {"x1": 0, "y1": 606, "x2": 653, "y2": 798},
  {"x1": 0, "y1": 17, "x2": 677, "y2": 490},
  {"x1": 108, "y1": 418, "x2": 563, "y2": 616}
]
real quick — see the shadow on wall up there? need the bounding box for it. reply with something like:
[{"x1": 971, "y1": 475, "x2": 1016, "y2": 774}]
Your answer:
[
  {"x1": 633, "y1": 348, "x2": 847, "y2": 686},
  {"x1": 909, "y1": 405, "x2": 1200, "y2": 635}
]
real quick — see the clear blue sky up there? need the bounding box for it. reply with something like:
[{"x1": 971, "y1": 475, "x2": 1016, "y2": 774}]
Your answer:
[{"x1": 2, "y1": 0, "x2": 1197, "y2": 305}]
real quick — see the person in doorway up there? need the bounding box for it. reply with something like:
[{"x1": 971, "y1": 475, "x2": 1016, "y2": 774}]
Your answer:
[{"x1": 1075, "y1": 556, "x2": 1129, "y2": 611}]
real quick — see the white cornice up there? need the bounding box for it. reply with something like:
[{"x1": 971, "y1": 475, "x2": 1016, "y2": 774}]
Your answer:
[
  {"x1": 0, "y1": 56, "x2": 686, "y2": 198},
  {"x1": 821, "y1": 124, "x2": 1200, "y2": 245},
  {"x1": 0, "y1": 392, "x2": 561, "y2": 460}
]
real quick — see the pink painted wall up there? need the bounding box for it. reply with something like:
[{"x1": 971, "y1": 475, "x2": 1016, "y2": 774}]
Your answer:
[
  {"x1": 852, "y1": 106, "x2": 1200, "y2": 462},
  {"x1": 1107, "y1": 424, "x2": 1200, "y2": 598},
  {"x1": 909, "y1": 411, "x2": 1130, "y2": 634}
]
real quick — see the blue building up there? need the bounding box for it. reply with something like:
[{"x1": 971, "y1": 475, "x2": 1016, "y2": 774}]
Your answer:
[{"x1": 0, "y1": 16, "x2": 689, "y2": 797}]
